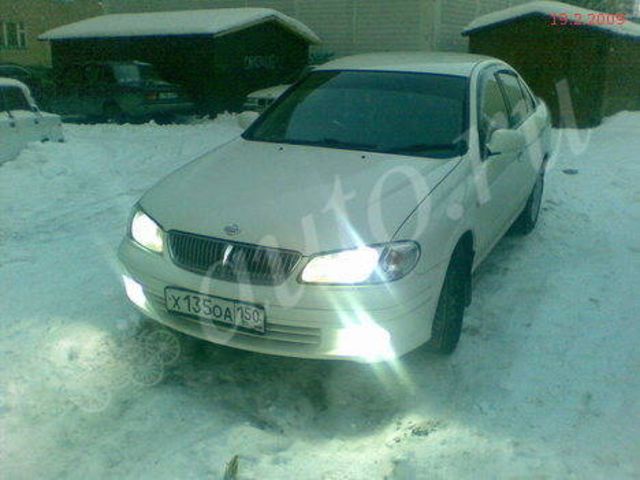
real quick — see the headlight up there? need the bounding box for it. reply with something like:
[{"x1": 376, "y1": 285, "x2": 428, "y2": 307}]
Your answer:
[
  {"x1": 129, "y1": 208, "x2": 164, "y2": 253},
  {"x1": 300, "y1": 241, "x2": 420, "y2": 285}
]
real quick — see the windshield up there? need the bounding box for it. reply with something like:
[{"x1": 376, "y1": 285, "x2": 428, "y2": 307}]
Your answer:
[
  {"x1": 244, "y1": 70, "x2": 468, "y2": 158},
  {"x1": 113, "y1": 64, "x2": 163, "y2": 83}
]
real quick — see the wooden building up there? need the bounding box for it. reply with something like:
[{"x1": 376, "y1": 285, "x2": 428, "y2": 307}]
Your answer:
[
  {"x1": 39, "y1": 8, "x2": 319, "y2": 112},
  {"x1": 463, "y1": 1, "x2": 640, "y2": 127},
  {"x1": 102, "y1": 0, "x2": 557, "y2": 56}
]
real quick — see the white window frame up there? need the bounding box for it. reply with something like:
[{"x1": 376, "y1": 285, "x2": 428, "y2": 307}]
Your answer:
[{"x1": 0, "y1": 21, "x2": 27, "y2": 49}]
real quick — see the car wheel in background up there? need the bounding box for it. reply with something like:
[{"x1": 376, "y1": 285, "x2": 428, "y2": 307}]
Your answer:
[{"x1": 103, "y1": 102, "x2": 127, "y2": 124}]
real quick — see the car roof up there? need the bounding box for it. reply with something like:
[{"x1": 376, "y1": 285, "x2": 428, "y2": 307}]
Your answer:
[
  {"x1": 315, "y1": 52, "x2": 498, "y2": 77},
  {"x1": 0, "y1": 77, "x2": 30, "y2": 90},
  {"x1": 0, "y1": 64, "x2": 30, "y2": 72},
  {"x1": 0, "y1": 77, "x2": 37, "y2": 105}
]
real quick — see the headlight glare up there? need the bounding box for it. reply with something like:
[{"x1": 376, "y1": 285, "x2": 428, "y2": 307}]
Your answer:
[
  {"x1": 300, "y1": 241, "x2": 419, "y2": 285},
  {"x1": 130, "y1": 209, "x2": 164, "y2": 253},
  {"x1": 301, "y1": 246, "x2": 380, "y2": 284}
]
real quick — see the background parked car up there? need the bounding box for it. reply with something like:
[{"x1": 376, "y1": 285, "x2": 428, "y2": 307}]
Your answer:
[
  {"x1": 243, "y1": 84, "x2": 291, "y2": 113},
  {"x1": 0, "y1": 78, "x2": 64, "y2": 165},
  {"x1": 242, "y1": 65, "x2": 317, "y2": 113},
  {"x1": 0, "y1": 64, "x2": 45, "y2": 102},
  {"x1": 48, "y1": 61, "x2": 194, "y2": 123}
]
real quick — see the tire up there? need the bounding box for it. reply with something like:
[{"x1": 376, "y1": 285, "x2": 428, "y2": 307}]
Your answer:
[
  {"x1": 103, "y1": 103, "x2": 127, "y2": 124},
  {"x1": 427, "y1": 251, "x2": 469, "y2": 354},
  {"x1": 511, "y1": 172, "x2": 544, "y2": 236}
]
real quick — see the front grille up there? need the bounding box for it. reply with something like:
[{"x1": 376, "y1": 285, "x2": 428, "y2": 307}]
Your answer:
[{"x1": 168, "y1": 231, "x2": 302, "y2": 285}]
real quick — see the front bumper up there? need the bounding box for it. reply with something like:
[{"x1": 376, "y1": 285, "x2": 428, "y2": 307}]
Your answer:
[{"x1": 118, "y1": 238, "x2": 443, "y2": 363}]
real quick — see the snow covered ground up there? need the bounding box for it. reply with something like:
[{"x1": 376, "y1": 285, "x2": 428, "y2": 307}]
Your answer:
[{"x1": 0, "y1": 113, "x2": 638, "y2": 479}]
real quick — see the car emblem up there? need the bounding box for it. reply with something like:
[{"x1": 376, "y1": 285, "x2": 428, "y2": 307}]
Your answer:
[{"x1": 224, "y1": 224, "x2": 241, "y2": 236}]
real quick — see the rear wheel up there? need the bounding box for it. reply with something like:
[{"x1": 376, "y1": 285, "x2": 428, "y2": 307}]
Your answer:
[
  {"x1": 103, "y1": 103, "x2": 127, "y2": 124},
  {"x1": 427, "y1": 250, "x2": 469, "y2": 354}
]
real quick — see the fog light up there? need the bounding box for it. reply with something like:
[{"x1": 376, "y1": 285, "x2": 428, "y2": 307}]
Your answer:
[
  {"x1": 122, "y1": 275, "x2": 148, "y2": 310},
  {"x1": 332, "y1": 324, "x2": 394, "y2": 362}
]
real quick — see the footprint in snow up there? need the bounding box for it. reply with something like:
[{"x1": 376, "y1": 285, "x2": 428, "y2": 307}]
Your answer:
[{"x1": 39, "y1": 164, "x2": 68, "y2": 179}]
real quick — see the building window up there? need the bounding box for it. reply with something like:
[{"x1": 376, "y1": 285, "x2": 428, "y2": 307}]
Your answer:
[{"x1": 0, "y1": 21, "x2": 27, "y2": 49}]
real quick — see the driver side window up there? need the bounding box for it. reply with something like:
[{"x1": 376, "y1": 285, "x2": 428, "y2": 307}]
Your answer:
[{"x1": 478, "y1": 73, "x2": 510, "y2": 158}]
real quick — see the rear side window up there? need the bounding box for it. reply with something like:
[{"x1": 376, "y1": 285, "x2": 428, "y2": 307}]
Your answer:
[
  {"x1": 4, "y1": 86, "x2": 31, "y2": 111},
  {"x1": 478, "y1": 74, "x2": 510, "y2": 148},
  {"x1": 518, "y1": 77, "x2": 537, "y2": 112},
  {"x1": 497, "y1": 72, "x2": 531, "y2": 127}
]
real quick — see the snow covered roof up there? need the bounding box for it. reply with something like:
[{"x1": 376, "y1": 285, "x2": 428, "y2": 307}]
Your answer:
[
  {"x1": 463, "y1": 1, "x2": 640, "y2": 38},
  {"x1": 38, "y1": 8, "x2": 320, "y2": 44}
]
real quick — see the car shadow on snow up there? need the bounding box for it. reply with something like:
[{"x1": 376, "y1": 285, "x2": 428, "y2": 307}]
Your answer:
[{"x1": 159, "y1": 330, "x2": 417, "y2": 438}]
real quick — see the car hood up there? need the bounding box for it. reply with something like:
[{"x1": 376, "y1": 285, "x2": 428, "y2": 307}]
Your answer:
[{"x1": 141, "y1": 138, "x2": 460, "y2": 255}]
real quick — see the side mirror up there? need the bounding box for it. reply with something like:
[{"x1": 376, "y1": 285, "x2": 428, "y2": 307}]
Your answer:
[
  {"x1": 486, "y1": 129, "x2": 525, "y2": 156},
  {"x1": 238, "y1": 111, "x2": 259, "y2": 130}
]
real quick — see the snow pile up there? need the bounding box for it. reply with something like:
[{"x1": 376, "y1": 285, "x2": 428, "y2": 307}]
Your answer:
[
  {"x1": 0, "y1": 113, "x2": 639, "y2": 478},
  {"x1": 39, "y1": 8, "x2": 320, "y2": 44},
  {"x1": 463, "y1": 0, "x2": 640, "y2": 38}
]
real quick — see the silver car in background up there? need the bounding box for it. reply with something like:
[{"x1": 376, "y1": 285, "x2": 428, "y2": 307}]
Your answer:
[{"x1": 0, "y1": 78, "x2": 64, "y2": 164}]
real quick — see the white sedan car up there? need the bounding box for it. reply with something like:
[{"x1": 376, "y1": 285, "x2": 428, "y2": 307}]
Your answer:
[
  {"x1": 0, "y1": 78, "x2": 64, "y2": 164},
  {"x1": 242, "y1": 84, "x2": 291, "y2": 113},
  {"x1": 119, "y1": 52, "x2": 551, "y2": 362}
]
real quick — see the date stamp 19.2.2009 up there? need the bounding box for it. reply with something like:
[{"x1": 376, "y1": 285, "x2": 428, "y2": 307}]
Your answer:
[{"x1": 549, "y1": 12, "x2": 628, "y2": 26}]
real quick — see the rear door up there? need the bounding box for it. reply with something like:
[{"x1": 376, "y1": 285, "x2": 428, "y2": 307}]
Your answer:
[
  {"x1": 81, "y1": 64, "x2": 113, "y2": 117},
  {"x1": 52, "y1": 64, "x2": 84, "y2": 115},
  {"x1": 496, "y1": 71, "x2": 544, "y2": 211},
  {"x1": 0, "y1": 86, "x2": 21, "y2": 163}
]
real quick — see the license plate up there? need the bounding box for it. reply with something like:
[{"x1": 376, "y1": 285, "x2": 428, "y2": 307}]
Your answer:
[
  {"x1": 165, "y1": 288, "x2": 266, "y2": 334},
  {"x1": 159, "y1": 92, "x2": 178, "y2": 100}
]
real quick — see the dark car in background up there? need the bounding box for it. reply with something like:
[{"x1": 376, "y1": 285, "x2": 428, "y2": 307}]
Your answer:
[{"x1": 49, "y1": 61, "x2": 193, "y2": 122}]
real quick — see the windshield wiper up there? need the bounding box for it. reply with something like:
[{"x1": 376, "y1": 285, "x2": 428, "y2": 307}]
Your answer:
[
  {"x1": 269, "y1": 137, "x2": 380, "y2": 151},
  {"x1": 386, "y1": 143, "x2": 461, "y2": 154},
  {"x1": 316, "y1": 137, "x2": 380, "y2": 150}
]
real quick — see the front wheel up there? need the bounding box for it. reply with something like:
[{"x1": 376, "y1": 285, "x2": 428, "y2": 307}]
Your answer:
[
  {"x1": 511, "y1": 173, "x2": 544, "y2": 235},
  {"x1": 427, "y1": 253, "x2": 469, "y2": 354}
]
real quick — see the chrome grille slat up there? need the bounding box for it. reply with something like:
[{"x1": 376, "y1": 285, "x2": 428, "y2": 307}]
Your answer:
[{"x1": 168, "y1": 231, "x2": 301, "y2": 285}]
